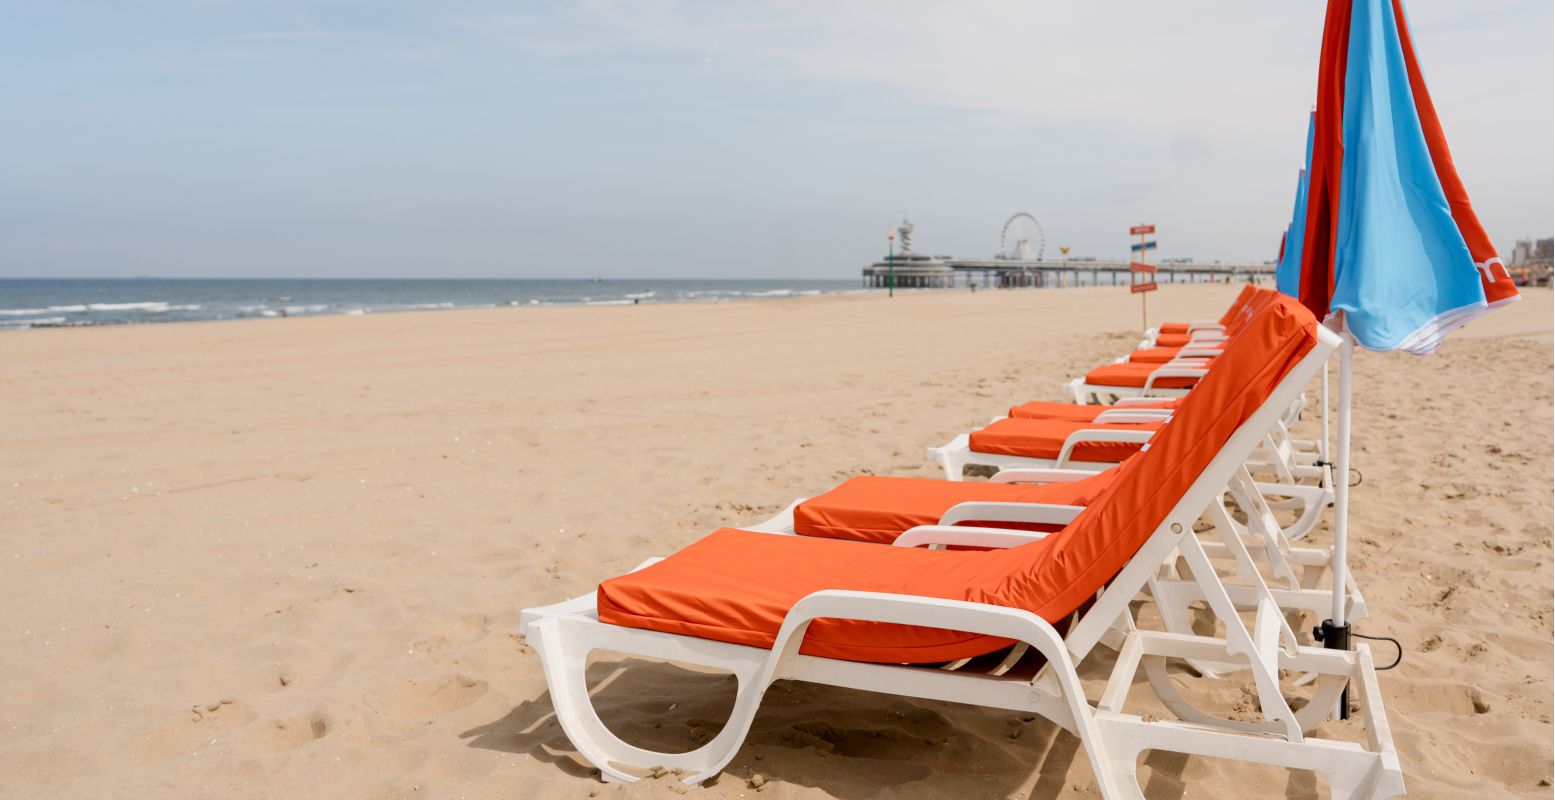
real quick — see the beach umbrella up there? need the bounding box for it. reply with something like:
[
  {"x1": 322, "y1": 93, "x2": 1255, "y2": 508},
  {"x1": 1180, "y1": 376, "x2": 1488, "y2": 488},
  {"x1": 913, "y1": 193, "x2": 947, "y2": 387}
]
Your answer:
[
  {"x1": 1275, "y1": 113, "x2": 1315, "y2": 300},
  {"x1": 1290, "y1": 0, "x2": 1521, "y2": 686}
]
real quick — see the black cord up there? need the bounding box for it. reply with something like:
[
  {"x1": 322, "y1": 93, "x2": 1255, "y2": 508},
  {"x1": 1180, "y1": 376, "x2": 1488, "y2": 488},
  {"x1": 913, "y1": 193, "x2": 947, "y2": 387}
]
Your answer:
[
  {"x1": 1351, "y1": 632, "x2": 1403, "y2": 670},
  {"x1": 1349, "y1": 467, "x2": 1364, "y2": 487}
]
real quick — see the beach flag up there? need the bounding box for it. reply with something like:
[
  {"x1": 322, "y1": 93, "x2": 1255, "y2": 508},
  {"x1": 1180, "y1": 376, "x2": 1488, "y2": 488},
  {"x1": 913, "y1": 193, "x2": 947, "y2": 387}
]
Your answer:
[{"x1": 1297, "y1": 0, "x2": 1519, "y2": 354}]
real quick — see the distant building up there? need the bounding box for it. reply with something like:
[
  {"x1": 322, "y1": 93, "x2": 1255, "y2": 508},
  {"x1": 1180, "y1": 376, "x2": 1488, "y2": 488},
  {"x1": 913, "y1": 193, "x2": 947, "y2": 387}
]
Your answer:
[
  {"x1": 1510, "y1": 237, "x2": 1553, "y2": 266},
  {"x1": 1508, "y1": 237, "x2": 1553, "y2": 287},
  {"x1": 862, "y1": 219, "x2": 955, "y2": 288}
]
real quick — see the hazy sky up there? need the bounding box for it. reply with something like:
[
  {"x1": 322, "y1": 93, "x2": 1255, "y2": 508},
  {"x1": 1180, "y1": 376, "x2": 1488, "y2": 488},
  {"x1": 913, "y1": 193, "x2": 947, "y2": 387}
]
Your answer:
[{"x1": 2, "y1": 1, "x2": 1550, "y2": 279}]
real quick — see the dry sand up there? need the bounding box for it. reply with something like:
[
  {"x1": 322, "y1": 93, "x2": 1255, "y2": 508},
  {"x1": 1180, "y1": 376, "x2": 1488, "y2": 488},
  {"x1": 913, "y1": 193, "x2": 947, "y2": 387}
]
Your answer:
[{"x1": 1, "y1": 284, "x2": 1550, "y2": 799}]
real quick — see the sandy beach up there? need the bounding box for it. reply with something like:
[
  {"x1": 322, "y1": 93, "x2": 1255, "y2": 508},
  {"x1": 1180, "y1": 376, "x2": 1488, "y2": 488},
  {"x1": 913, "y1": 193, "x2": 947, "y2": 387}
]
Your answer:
[{"x1": 1, "y1": 284, "x2": 1550, "y2": 799}]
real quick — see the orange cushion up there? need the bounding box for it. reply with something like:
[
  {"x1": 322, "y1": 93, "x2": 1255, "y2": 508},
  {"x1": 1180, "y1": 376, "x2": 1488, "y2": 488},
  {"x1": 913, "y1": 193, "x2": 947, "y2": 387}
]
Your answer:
[
  {"x1": 793, "y1": 473, "x2": 1118, "y2": 544},
  {"x1": 968, "y1": 417, "x2": 1160, "y2": 462},
  {"x1": 1007, "y1": 399, "x2": 1176, "y2": 421},
  {"x1": 596, "y1": 296, "x2": 1320, "y2": 666},
  {"x1": 1128, "y1": 346, "x2": 1183, "y2": 364},
  {"x1": 1158, "y1": 322, "x2": 1191, "y2": 334},
  {"x1": 1084, "y1": 362, "x2": 1201, "y2": 389},
  {"x1": 598, "y1": 528, "x2": 1052, "y2": 663},
  {"x1": 1153, "y1": 333, "x2": 1193, "y2": 347}
]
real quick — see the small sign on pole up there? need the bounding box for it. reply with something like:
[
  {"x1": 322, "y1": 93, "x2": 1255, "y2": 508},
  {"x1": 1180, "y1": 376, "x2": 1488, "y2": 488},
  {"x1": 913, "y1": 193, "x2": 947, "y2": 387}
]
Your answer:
[{"x1": 1129, "y1": 224, "x2": 1157, "y2": 330}]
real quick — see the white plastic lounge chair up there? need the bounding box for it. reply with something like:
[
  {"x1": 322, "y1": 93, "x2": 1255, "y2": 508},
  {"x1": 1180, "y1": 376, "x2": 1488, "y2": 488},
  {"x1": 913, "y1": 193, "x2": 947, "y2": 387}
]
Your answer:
[{"x1": 518, "y1": 306, "x2": 1402, "y2": 798}]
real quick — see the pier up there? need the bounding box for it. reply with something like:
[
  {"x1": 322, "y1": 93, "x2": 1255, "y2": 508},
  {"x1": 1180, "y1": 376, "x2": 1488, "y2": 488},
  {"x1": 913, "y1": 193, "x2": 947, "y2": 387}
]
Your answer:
[
  {"x1": 861, "y1": 215, "x2": 1276, "y2": 289},
  {"x1": 862, "y1": 258, "x2": 1276, "y2": 289}
]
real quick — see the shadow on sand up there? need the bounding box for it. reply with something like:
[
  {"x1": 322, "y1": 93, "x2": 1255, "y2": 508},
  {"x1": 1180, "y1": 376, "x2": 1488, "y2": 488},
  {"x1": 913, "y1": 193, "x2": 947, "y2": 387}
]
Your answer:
[{"x1": 461, "y1": 656, "x2": 1107, "y2": 799}]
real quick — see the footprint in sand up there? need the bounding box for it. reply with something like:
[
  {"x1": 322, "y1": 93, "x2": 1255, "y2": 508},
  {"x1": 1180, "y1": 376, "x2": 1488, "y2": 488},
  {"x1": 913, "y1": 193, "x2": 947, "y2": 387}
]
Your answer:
[
  {"x1": 244, "y1": 711, "x2": 334, "y2": 753},
  {"x1": 364, "y1": 673, "x2": 488, "y2": 736},
  {"x1": 123, "y1": 700, "x2": 259, "y2": 765}
]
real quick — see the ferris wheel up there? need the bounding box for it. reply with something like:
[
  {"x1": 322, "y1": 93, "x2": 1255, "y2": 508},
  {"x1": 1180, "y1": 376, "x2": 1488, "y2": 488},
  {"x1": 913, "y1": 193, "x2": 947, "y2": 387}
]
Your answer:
[{"x1": 999, "y1": 213, "x2": 1045, "y2": 261}]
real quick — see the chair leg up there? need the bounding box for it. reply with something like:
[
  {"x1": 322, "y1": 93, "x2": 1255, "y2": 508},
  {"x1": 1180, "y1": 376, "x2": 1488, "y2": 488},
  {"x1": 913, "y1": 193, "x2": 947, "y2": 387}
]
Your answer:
[{"x1": 528, "y1": 617, "x2": 768, "y2": 784}]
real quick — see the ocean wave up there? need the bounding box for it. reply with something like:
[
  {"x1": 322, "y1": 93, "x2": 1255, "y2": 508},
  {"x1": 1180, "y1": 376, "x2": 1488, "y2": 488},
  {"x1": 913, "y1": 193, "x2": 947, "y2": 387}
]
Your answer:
[
  {"x1": 0, "y1": 316, "x2": 70, "y2": 328},
  {"x1": 0, "y1": 282, "x2": 861, "y2": 329},
  {"x1": 0, "y1": 302, "x2": 202, "y2": 316},
  {"x1": 385, "y1": 302, "x2": 456, "y2": 311}
]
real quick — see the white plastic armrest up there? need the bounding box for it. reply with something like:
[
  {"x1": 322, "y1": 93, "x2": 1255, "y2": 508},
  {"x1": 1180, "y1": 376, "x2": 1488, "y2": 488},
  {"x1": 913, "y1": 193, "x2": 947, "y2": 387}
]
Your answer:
[
  {"x1": 1055, "y1": 428, "x2": 1155, "y2": 467},
  {"x1": 1093, "y1": 410, "x2": 1172, "y2": 423},
  {"x1": 1141, "y1": 367, "x2": 1208, "y2": 393},
  {"x1": 989, "y1": 467, "x2": 1102, "y2": 484},
  {"x1": 1174, "y1": 348, "x2": 1223, "y2": 358},
  {"x1": 1187, "y1": 331, "x2": 1228, "y2": 343},
  {"x1": 894, "y1": 525, "x2": 1051, "y2": 549},
  {"x1": 1186, "y1": 321, "x2": 1224, "y2": 332},
  {"x1": 1112, "y1": 397, "x2": 1173, "y2": 408},
  {"x1": 939, "y1": 501, "x2": 1085, "y2": 527}
]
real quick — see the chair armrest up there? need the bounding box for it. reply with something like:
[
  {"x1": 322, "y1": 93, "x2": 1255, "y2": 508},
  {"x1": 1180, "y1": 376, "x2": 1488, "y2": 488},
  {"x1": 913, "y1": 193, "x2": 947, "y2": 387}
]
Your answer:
[
  {"x1": 1186, "y1": 321, "x2": 1224, "y2": 332},
  {"x1": 989, "y1": 467, "x2": 1102, "y2": 484},
  {"x1": 1142, "y1": 368, "x2": 1208, "y2": 394},
  {"x1": 1174, "y1": 348, "x2": 1224, "y2": 358},
  {"x1": 939, "y1": 501, "x2": 1085, "y2": 527},
  {"x1": 1055, "y1": 428, "x2": 1155, "y2": 467},
  {"x1": 1094, "y1": 410, "x2": 1172, "y2": 423},
  {"x1": 894, "y1": 525, "x2": 1052, "y2": 549},
  {"x1": 1112, "y1": 397, "x2": 1173, "y2": 408}
]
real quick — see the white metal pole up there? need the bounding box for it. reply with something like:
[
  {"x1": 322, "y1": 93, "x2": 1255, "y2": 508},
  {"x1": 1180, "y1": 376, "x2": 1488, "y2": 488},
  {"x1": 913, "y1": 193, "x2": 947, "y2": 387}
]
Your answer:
[
  {"x1": 1321, "y1": 362, "x2": 1331, "y2": 462},
  {"x1": 1331, "y1": 332, "x2": 1353, "y2": 627}
]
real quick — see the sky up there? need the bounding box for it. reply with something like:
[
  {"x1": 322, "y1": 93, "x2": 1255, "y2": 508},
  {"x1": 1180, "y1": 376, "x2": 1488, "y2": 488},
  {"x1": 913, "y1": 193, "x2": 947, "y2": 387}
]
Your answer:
[{"x1": 0, "y1": 1, "x2": 1550, "y2": 279}]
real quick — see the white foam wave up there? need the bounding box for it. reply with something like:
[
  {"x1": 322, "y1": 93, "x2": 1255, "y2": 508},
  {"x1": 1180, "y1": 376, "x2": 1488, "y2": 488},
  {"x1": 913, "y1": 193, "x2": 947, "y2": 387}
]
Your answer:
[
  {"x1": 0, "y1": 316, "x2": 70, "y2": 328},
  {"x1": 86, "y1": 302, "x2": 172, "y2": 312},
  {"x1": 0, "y1": 301, "x2": 201, "y2": 316}
]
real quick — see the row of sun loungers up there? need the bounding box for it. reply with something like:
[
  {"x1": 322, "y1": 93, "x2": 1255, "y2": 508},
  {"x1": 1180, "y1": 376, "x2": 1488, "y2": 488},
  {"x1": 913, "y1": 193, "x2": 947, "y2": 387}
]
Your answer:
[{"x1": 520, "y1": 288, "x2": 1404, "y2": 799}]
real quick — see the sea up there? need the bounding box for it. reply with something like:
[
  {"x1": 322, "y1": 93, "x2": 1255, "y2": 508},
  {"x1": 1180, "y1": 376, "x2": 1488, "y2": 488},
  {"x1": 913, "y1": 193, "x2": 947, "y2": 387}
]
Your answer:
[{"x1": 0, "y1": 278, "x2": 869, "y2": 330}]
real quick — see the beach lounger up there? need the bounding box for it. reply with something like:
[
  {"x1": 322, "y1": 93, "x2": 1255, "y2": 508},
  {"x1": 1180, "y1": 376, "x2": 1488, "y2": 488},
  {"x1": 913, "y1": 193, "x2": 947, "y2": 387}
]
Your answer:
[
  {"x1": 1068, "y1": 290, "x2": 1283, "y2": 404},
  {"x1": 926, "y1": 409, "x2": 1332, "y2": 545},
  {"x1": 748, "y1": 307, "x2": 1357, "y2": 650},
  {"x1": 518, "y1": 301, "x2": 1403, "y2": 798},
  {"x1": 1009, "y1": 396, "x2": 1319, "y2": 473},
  {"x1": 1143, "y1": 284, "x2": 1257, "y2": 340},
  {"x1": 742, "y1": 469, "x2": 1365, "y2": 680},
  {"x1": 1141, "y1": 284, "x2": 1264, "y2": 348},
  {"x1": 1007, "y1": 398, "x2": 1178, "y2": 422}
]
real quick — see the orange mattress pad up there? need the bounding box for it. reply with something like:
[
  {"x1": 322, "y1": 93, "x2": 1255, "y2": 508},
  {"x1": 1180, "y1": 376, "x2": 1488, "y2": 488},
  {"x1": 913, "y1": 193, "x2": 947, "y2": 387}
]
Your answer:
[{"x1": 793, "y1": 473, "x2": 1119, "y2": 544}]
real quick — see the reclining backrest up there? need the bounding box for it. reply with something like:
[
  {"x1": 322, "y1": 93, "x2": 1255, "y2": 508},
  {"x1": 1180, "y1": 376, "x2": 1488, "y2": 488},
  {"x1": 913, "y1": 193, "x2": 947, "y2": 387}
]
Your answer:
[
  {"x1": 1218, "y1": 284, "x2": 1259, "y2": 324},
  {"x1": 1220, "y1": 287, "x2": 1281, "y2": 336},
  {"x1": 991, "y1": 295, "x2": 1320, "y2": 621}
]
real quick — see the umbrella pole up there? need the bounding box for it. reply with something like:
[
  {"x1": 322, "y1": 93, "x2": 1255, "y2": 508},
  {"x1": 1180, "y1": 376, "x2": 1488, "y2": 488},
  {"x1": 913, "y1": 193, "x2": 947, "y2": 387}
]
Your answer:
[
  {"x1": 1322, "y1": 328, "x2": 1354, "y2": 719},
  {"x1": 1321, "y1": 361, "x2": 1331, "y2": 462}
]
